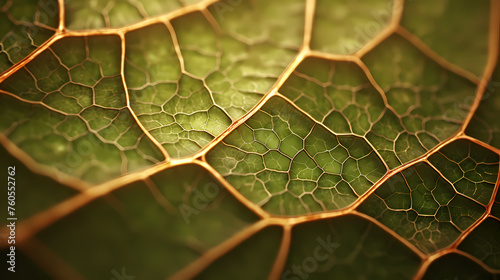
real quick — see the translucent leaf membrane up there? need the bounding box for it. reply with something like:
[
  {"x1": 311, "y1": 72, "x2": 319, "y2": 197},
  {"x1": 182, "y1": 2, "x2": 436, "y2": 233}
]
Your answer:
[
  {"x1": 0, "y1": 35, "x2": 164, "y2": 183},
  {"x1": 64, "y1": 0, "x2": 204, "y2": 30},
  {"x1": 458, "y1": 218, "x2": 500, "y2": 270},
  {"x1": 311, "y1": 0, "x2": 393, "y2": 54},
  {"x1": 208, "y1": 96, "x2": 387, "y2": 216},
  {"x1": 196, "y1": 226, "x2": 282, "y2": 280},
  {"x1": 35, "y1": 165, "x2": 259, "y2": 279},
  {"x1": 359, "y1": 139, "x2": 499, "y2": 254},
  {"x1": 493, "y1": 191, "x2": 500, "y2": 219},
  {"x1": 362, "y1": 35, "x2": 477, "y2": 168},
  {"x1": 280, "y1": 58, "x2": 386, "y2": 137},
  {"x1": 125, "y1": 22, "x2": 232, "y2": 158},
  {"x1": 466, "y1": 55, "x2": 500, "y2": 149},
  {"x1": 205, "y1": 0, "x2": 304, "y2": 119},
  {"x1": 283, "y1": 215, "x2": 421, "y2": 280},
  {"x1": 0, "y1": 0, "x2": 499, "y2": 279},
  {"x1": 422, "y1": 253, "x2": 497, "y2": 280},
  {"x1": 428, "y1": 139, "x2": 499, "y2": 205},
  {"x1": 0, "y1": 0, "x2": 58, "y2": 73},
  {"x1": 125, "y1": 0, "x2": 304, "y2": 157},
  {"x1": 401, "y1": 0, "x2": 490, "y2": 77}
]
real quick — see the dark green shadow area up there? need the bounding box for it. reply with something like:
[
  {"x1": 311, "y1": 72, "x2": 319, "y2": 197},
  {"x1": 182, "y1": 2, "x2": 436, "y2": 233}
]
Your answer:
[
  {"x1": 195, "y1": 225, "x2": 282, "y2": 280},
  {"x1": 0, "y1": 248, "x2": 52, "y2": 279},
  {"x1": 283, "y1": 215, "x2": 421, "y2": 280},
  {"x1": 458, "y1": 218, "x2": 500, "y2": 270},
  {"x1": 0, "y1": 143, "x2": 77, "y2": 223},
  {"x1": 34, "y1": 164, "x2": 259, "y2": 279},
  {"x1": 422, "y1": 253, "x2": 497, "y2": 280}
]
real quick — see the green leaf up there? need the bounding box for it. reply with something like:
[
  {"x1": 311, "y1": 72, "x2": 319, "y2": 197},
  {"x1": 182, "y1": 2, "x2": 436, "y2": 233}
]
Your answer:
[
  {"x1": 458, "y1": 218, "x2": 500, "y2": 270},
  {"x1": 284, "y1": 215, "x2": 421, "y2": 279},
  {"x1": 466, "y1": 55, "x2": 500, "y2": 148},
  {"x1": 311, "y1": 0, "x2": 393, "y2": 54},
  {"x1": 358, "y1": 162, "x2": 487, "y2": 253},
  {"x1": 422, "y1": 253, "x2": 497, "y2": 280},
  {"x1": 492, "y1": 191, "x2": 500, "y2": 219},
  {"x1": 208, "y1": 96, "x2": 386, "y2": 215},
  {"x1": 359, "y1": 139, "x2": 498, "y2": 254},
  {"x1": 362, "y1": 35, "x2": 477, "y2": 168},
  {"x1": 196, "y1": 226, "x2": 283, "y2": 280},
  {"x1": 0, "y1": 0, "x2": 58, "y2": 72},
  {"x1": 401, "y1": 0, "x2": 490, "y2": 76},
  {"x1": 428, "y1": 139, "x2": 499, "y2": 205},
  {"x1": 280, "y1": 58, "x2": 386, "y2": 136},
  {"x1": 122, "y1": 0, "x2": 305, "y2": 158},
  {"x1": 1, "y1": 0, "x2": 499, "y2": 279},
  {"x1": 64, "y1": 0, "x2": 203, "y2": 30},
  {"x1": 0, "y1": 144, "x2": 77, "y2": 222},
  {"x1": 0, "y1": 35, "x2": 164, "y2": 183},
  {"x1": 35, "y1": 164, "x2": 258, "y2": 279}
]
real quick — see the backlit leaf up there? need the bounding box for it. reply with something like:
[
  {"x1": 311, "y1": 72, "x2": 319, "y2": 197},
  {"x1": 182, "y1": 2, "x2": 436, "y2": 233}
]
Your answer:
[{"x1": 0, "y1": 0, "x2": 499, "y2": 279}]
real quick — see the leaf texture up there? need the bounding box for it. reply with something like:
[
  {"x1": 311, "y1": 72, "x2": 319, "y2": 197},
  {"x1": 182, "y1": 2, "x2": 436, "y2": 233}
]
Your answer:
[{"x1": 0, "y1": 0, "x2": 499, "y2": 279}]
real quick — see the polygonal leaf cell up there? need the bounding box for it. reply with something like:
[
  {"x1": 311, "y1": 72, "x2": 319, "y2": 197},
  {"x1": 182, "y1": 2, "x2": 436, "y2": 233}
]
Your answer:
[
  {"x1": 0, "y1": 35, "x2": 164, "y2": 183},
  {"x1": 458, "y1": 218, "x2": 500, "y2": 270},
  {"x1": 1, "y1": 0, "x2": 499, "y2": 279},
  {"x1": 278, "y1": 56, "x2": 390, "y2": 173},
  {"x1": 125, "y1": 0, "x2": 305, "y2": 158},
  {"x1": 205, "y1": 0, "x2": 304, "y2": 119},
  {"x1": 35, "y1": 164, "x2": 259, "y2": 279},
  {"x1": 362, "y1": 35, "x2": 477, "y2": 168},
  {"x1": 280, "y1": 58, "x2": 386, "y2": 137},
  {"x1": 428, "y1": 139, "x2": 499, "y2": 205},
  {"x1": 401, "y1": 0, "x2": 490, "y2": 77},
  {"x1": 466, "y1": 55, "x2": 500, "y2": 149},
  {"x1": 359, "y1": 139, "x2": 498, "y2": 254},
  {"x1": 283, "y1": 215, "x2": 421, "y2": 280},
  {"x1": 64, "y1": 0, "x2": 204, "y2": 30},
  {"x1": 196, "y1": 226, "x2": 282, "y2": 280},
  {"x1": 311, "y1": 0, "x2": 394, "y2": 54},
  {"x1": 0, "y1": 0, "x2": 58, "y2": 73},
  {"x1": 125, "y1": 22, "x2": 231, "y2": 158},
  {"x1": 207, "y1": 96, "x2": 387, "y2": 216}
]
